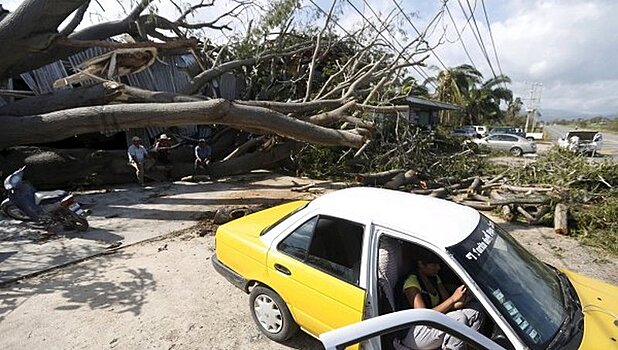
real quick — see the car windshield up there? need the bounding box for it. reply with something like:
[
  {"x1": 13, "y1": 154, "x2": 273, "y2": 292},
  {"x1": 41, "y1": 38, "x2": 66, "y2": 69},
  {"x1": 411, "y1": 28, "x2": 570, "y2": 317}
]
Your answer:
[{"x1": 447, "y1": 216, "x2": 566, "y2": 349}]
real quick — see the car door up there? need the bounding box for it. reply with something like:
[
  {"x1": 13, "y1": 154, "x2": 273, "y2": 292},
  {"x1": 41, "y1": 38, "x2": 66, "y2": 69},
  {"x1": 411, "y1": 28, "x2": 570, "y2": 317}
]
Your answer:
[
  {"x1": 368, "y1": 229, "x2": 522, "y2": 350},
  {"x1": 485, "y1": 135, "x2": 505, "y2": 151},
  {"x1": 266, "y1": 214, "x2": 367, "y2": 337}
]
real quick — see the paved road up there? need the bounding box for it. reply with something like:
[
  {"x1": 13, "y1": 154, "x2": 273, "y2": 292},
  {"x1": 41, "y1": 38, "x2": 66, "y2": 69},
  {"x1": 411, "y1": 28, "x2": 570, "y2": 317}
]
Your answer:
[
  {"x1": 0, "y1": 174, "x2": 320, "y2": 285},
  {"x1": 544, "y1": 124, "x2": 618, "y2": 158}
]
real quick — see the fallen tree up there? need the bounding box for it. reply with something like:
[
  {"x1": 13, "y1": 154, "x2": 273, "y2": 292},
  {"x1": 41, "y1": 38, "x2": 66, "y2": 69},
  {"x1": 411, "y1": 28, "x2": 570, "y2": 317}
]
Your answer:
[{"x1": 0, "y1": 0, "x2": 442, "y2": 180}]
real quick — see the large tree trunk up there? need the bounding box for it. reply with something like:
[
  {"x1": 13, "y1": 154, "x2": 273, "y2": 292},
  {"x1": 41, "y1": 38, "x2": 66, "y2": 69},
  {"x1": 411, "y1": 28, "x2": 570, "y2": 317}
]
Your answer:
[
  {"x1": 0, "y1": 144, "x2": 296, "y2": 189},
  {"x1": 0, "y1": 99, "x2": 366, "y2": 149}
]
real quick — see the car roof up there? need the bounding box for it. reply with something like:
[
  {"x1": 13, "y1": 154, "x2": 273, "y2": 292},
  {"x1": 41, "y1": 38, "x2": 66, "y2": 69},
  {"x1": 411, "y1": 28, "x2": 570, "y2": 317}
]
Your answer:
[
  {"x1": 307, "y1": 187, "x2": 480, "y2": 248},
  {"x1": 488, "y1": 133, "x2": 526, "y2": 140}
]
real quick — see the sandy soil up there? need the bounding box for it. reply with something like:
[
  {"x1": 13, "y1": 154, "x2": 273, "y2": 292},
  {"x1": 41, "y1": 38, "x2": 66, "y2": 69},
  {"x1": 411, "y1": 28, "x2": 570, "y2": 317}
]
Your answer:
[{"x1": 0, "y1": 176, "x2": 616, "y2": 350}]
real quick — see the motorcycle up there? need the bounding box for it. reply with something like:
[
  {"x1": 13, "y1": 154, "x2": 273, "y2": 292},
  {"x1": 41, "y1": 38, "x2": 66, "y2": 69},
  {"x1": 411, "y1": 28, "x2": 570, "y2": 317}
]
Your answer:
[{"x1": 1, "y1": 166, "x2": 90, "y2": 231}]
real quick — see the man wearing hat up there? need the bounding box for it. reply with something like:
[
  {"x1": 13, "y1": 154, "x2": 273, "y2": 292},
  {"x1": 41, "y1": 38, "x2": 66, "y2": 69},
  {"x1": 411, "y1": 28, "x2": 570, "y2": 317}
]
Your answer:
[
  {"x1": 153, "y1": 133, "x2": 173, "y2": 165},
  {"x1": 128, "y1": 136, "x2": 148, "y2": 185},
  {"x1": 194, "y1": 138, "x2": 212, "y2": 173}
]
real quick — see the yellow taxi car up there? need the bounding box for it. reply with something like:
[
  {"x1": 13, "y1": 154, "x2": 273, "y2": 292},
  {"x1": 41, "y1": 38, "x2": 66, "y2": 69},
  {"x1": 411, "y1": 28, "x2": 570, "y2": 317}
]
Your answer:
[{"x1": 213, "y1": 187, "x2": 618, "y2": 349}]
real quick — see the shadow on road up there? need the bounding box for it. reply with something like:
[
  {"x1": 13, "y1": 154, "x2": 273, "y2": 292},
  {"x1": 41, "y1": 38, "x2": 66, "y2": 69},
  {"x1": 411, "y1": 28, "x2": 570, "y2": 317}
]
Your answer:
[{"x1": 0, "y1": 250, "x2": 157, "y2": 322}]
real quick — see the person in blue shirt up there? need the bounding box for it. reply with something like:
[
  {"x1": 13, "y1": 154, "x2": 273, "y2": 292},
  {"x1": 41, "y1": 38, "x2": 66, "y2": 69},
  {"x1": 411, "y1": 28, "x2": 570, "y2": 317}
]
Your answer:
[{"x1": 194, "y1": 138, "x2": 212, "y2": 173}]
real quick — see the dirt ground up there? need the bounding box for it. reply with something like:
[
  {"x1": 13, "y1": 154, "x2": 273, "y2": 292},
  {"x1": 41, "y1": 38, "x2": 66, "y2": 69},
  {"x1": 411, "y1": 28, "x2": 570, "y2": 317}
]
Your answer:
[{"x1": 0, "y1": 175, "x2": 616, "y2": 350}]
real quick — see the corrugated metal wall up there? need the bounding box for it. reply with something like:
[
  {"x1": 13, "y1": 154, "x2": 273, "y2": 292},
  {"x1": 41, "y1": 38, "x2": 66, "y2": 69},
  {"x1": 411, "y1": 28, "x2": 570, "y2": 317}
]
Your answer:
[{"x1": 13, "y1": 46, "x2": 229, "y2": 148}]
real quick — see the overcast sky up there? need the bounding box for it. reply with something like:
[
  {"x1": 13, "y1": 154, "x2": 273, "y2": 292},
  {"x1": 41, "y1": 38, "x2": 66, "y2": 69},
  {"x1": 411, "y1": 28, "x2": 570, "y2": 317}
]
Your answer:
[
  {"x1": 331, "y1": 0, "x2": 618, "y2": 116},
  {"x1": 3, "y1": 0, "x2": 617, "y2": 116}
]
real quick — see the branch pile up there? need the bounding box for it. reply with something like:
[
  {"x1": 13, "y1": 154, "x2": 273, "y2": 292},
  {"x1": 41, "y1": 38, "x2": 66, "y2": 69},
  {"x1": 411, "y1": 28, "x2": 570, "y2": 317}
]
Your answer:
[{"x1": 353, "y1": 148, "x2": 617, "y2": 255}]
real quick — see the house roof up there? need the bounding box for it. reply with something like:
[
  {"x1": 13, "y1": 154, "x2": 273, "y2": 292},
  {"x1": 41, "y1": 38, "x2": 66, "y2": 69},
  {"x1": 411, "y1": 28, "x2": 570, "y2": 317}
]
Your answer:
[{"x1": 405, "y1": 96, "x2": 460, "y2": 111}]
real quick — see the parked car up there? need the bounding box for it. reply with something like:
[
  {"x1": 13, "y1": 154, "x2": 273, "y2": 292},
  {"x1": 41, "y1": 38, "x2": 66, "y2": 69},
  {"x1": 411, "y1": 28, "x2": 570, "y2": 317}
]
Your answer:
[
  {"x1": 451, "y1": 126, "x2": 477, "y2": 138},
  {"x1": 557, "y1": 130, "x2": 603, "y2": 156},
  {"x1": 472, "y1": 134, "x2": 536, "y2": 156},
  {"x1": 489, "y1": 127, "x2": 526, "y2": 138},
  {"x1": 213, "y1": 187, "x2": 617, "y2": 350},
  {"x1": 471, "y1": 125, "x2": 488, "y2": 137}
]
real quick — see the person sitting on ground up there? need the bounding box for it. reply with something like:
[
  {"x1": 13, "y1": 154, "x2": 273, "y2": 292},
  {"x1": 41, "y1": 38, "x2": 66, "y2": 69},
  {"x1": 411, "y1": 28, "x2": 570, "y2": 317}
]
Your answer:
[
  {"x1": 127, "y1": 136, "x2": 148, "y2": 185},
  {"x1": 194, "y1": 138, "x2": 212, "y2": 173},
  {"x1": 394, "y1": 251, "x2": 484, "y2": 350},
  {"x1": 153, "y1": 133, "x2": 173, "y2": 165}
]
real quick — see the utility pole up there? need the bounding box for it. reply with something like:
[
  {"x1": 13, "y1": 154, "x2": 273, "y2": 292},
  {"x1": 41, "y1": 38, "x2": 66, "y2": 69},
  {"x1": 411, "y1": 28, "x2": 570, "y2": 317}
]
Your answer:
[{"x1": 524, "y1": 82, "x2": 542, "y2": 132}]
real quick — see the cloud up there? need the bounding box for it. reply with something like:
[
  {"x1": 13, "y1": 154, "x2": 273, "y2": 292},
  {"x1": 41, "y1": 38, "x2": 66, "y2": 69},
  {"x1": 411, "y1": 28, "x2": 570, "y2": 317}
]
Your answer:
[{"x1": 422, "y1": 0, "x2": 618, "y2": 114}]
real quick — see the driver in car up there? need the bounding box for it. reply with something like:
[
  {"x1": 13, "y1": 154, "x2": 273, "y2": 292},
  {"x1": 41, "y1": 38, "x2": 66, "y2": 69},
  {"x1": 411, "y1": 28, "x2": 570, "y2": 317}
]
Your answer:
[{"x1": 394, "y1": 251, "x2": 484, "y2": 350}]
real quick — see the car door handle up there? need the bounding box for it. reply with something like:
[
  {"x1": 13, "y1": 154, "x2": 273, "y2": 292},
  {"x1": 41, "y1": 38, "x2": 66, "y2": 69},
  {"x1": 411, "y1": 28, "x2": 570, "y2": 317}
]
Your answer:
[{"x1": 274, "y1": 263, "x2": 291, "y2": 276}]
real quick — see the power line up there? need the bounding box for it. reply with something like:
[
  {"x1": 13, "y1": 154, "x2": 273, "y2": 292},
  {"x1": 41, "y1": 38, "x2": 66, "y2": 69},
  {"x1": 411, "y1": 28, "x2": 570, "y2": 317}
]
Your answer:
[
  {"x1": 444, "y1": 3, "x2": 477, "y2": 69},
  {"x1": 457, "y1": 0, "x2": 497, "y2": 79},
  {"x1": 390, "y1": 0, "x2": 449, "y2": 71},
  {"x1": 306, "y1": 0, "x2": 363, "y2": 47},
  {"x1": 359, "y1": 0, "x2": 438, "y2": 87},
  {"x1": 480, "y1": 0, "x2": 504, "y2": 77},
  {"x1": 344, "y1": 0, "x2": 438, "y2": 89}
]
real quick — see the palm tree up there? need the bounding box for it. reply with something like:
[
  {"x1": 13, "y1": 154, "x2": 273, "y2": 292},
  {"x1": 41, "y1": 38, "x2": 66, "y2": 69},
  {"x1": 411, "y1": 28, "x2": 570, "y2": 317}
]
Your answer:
[
  {"x1": 429, "y1": 64, "x2": 483, "y2": 124},
  {"x1": 463, "y1": 74, "x2": 512, "y2": 125},
  {"x1": 431, "y1": 65, "x2": 513, "y2": 125}
]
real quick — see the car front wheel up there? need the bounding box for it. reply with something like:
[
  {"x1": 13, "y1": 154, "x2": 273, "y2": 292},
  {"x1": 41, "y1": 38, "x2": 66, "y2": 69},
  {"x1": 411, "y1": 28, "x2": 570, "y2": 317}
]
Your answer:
[
  {"x1": 510, "y1": 147, "x2": 523, "y2": 157},
  {"x1": 249, "y1": 286, "x2": 299, "y2": 342}
]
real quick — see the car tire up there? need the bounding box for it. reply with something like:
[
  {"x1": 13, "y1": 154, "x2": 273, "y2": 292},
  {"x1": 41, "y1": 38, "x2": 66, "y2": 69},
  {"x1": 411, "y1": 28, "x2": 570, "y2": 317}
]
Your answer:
[
  {"x1": 526, "y1": 137, "x2": 534, "y2": 141},
  {"x1": 510, "y1": 147, "x2": 523, "y2": 157},
  {"x1": 249, "y1": 286, "x2": 299, "y2": 342}
]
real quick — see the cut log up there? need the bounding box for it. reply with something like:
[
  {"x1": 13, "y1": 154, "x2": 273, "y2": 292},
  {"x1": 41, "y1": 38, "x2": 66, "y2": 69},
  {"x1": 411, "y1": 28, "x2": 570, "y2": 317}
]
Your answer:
[
  {"x1": 533, "y1": 205, "x2": 550, "y2": 223},
  {"x1": 384, "y1": 169, "x2": 418, "y2": 189},
  {"x1": 554, "y1": 203, "x2": 569, "y2": 235},
  {"x1": 516, "y1": 206, "x2": 536, "y2": 224},
  {"x1": 485, "y1": 170, "x2": 509, "y2": 185},
  {"x1": 489, "y1": 196, "x2": 549, "y2": 206},
  {"x1": 355, "y1": 169, "x2": 403, "y2": 186},
  {"x1": 467, "y1": 176, "x2": 482, "y2": 194},
  {"x1": 501, "y1": 205, "x2": 514, "y2": 222},
  {"x1": 428, "y1": 188, "x2": 447, "y2": 198},
  {"x1": 467, "y1": 194, "x2": 490, "y2": 202},
  {"x1": 500, "y1": 184, "x2": 554, "y2": 192},
  {"x1": 459, "y1": 201, "x2": 495, "y2": 211},
  {"x1": 384, "y1": 173, "x2": 406, "y2": 189},
  {"x1": 489, "y1": 190, "x2": 507, "y2": 201}
]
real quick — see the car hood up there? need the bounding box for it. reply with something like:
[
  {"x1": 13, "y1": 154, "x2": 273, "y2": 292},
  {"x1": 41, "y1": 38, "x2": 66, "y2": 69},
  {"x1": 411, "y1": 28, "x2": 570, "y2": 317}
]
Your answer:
[{"x1": 562, "y1": 269, "x2": 618, "y2": 349}]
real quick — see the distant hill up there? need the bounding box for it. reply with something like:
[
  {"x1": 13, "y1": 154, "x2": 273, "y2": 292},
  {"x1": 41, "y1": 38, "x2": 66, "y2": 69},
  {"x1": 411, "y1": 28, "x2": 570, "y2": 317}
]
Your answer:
[{"x1": 538, "y1": 109, "x2": 617, "y2": 121}]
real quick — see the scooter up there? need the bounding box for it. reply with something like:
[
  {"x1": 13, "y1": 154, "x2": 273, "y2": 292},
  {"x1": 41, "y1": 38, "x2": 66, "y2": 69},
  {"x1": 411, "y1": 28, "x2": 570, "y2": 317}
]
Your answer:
[{"x1": 1, "y1": 166, "x2": 90, "y2": 231}]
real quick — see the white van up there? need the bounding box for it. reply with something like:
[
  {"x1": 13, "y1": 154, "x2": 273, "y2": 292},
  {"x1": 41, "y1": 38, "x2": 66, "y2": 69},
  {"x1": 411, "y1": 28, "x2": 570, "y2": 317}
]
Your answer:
[{"x1": 471, "y1": 125, "x2": 488, "y2": 137}]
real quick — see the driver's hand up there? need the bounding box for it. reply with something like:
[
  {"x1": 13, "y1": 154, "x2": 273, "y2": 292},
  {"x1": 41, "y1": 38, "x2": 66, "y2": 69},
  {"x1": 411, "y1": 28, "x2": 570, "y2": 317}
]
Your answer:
[{"x1": 451, "y1": 285, "x2": 467, "y2": 303}]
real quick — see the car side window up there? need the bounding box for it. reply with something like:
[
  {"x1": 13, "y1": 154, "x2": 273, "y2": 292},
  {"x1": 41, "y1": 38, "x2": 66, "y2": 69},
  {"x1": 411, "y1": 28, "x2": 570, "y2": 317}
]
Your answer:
[
  {"x1": 278, "y1": 215, "x2": 364, "y2": 285},
  {"x1": 504, "y1": 135, "x2": 518, "y2": 142},
  {"x1": 278, "y1": 216, "x2": 317, "y2": 260}
]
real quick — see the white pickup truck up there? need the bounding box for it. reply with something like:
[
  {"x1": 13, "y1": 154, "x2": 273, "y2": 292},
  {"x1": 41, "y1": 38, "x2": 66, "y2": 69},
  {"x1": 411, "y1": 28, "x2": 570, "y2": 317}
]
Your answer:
[
  {"x1": 524, "y1": 131, "x2": 544, "y2": 141},
  {"x1": 557, "y1": 130, "x2": 603, "y2": 155}
]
